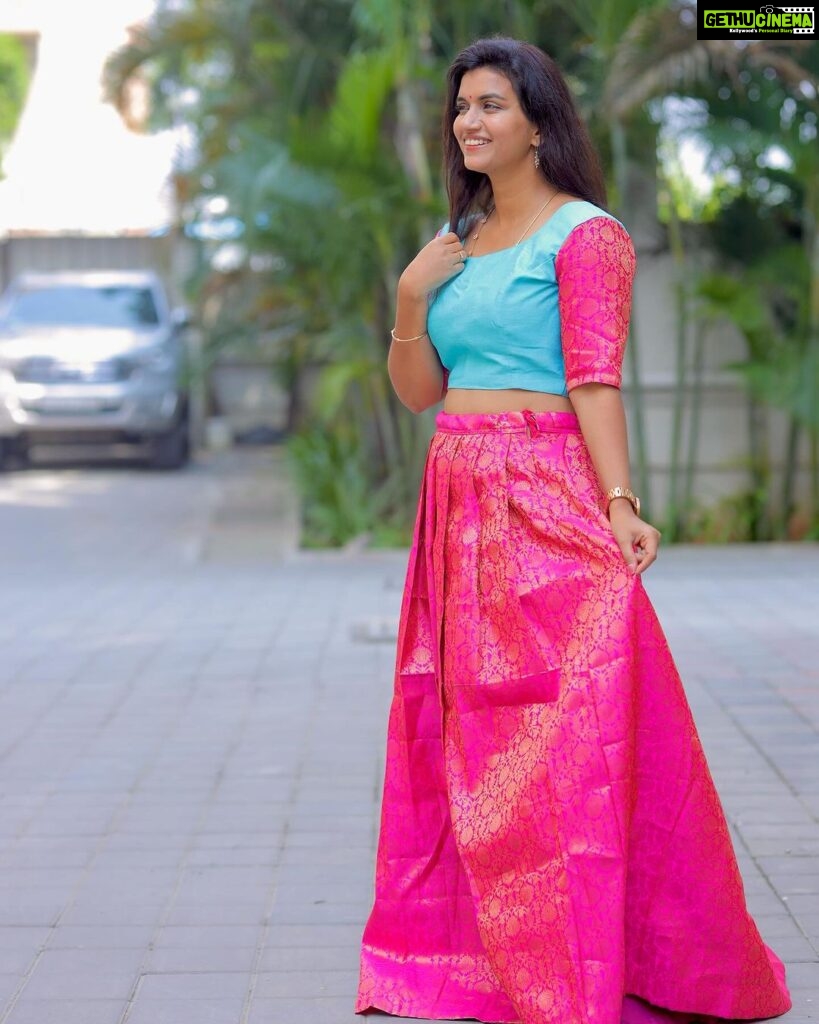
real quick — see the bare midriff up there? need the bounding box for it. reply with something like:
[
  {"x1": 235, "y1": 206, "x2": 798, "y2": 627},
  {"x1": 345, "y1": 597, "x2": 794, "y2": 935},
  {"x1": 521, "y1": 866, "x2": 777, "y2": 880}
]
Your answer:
[{"x1": 443, "y1": 387, "x2": 574, "y2": 414}]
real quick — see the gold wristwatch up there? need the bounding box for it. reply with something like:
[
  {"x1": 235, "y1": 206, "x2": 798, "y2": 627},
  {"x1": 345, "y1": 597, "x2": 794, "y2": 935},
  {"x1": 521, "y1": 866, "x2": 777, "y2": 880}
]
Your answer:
[{"x1": 605, "y1": 486, "x2": 640, "y2": 517}]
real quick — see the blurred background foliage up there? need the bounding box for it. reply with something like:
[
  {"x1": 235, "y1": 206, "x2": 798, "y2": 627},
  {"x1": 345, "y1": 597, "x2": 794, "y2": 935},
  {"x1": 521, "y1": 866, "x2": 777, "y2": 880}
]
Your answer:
[
  {"x1": 0, "y1": 33, "x2": 31, "y2": 174},
  {"x1": 102, "y1": 0, "x2": 819, "y2": 546}
]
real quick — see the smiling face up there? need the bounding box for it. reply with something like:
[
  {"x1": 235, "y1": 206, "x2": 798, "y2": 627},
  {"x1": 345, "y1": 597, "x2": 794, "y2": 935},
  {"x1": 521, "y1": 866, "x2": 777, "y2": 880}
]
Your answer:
[{"x1": 453, "y1": 66, "x2": 540, "y2": 177}]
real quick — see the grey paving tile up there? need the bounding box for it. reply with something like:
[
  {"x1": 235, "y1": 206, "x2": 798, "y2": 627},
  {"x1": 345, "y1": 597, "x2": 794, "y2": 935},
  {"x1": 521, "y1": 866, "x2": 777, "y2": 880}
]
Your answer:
[
  {"x1": 186, "y1": 847, "x2": 279, "y2": 867},
  {"x1": 776, "y1": 877, "x2": 819, "y2": 897},
  {"x1": 275, "y1": 863, "x2": 374, "y2": 886},
  {"x1": 19, "y1": 964, "x2": 138, "y2": 1001},
  {"x1": 71, "y1": 884, "x2": 176, "y2": 907},
  {"x1": 789, "y1": 896, "x2": 819, "y2": 917},
  {"x1": 785, "y1": 960, "x2": 819, "y2": 990},
  {"x1": 163, "y1": 902, "x2": 269, "y2": 927},
  {"x1": 268, "y1": 900, "x2": 364, "y2": 926},
  {"x1": 747, "y1": 839, "x2": 819, "y2": 857},
  {"x1": 2, "y1": 998, "x2": 126, "y2": 1024},
  {"x1": 0, "y1": 868, "x2": 85, "y2": 888},
  {"x1": 135, "y1": 971, "x2": 249, "y2": 1000},
  {"x1": 125, "y1": 999, "x2": 245, "y2": 1024},
  {"x1": 759, "y1": 857, "x2": 819, "y2": 877},
  {"x1": 177, "y1": 865, "x2": 277, "y2": 886},
  {"x1": 98, "y1": 834, "x2": 191, "y2": 852},
  {"x1": 0, "y1": 947, "x2": 36, "y2": 974},
  {"x1": 767, "y1": 934, "x2": 819, "y2": 962},
  {"x1": 272, "y1": 881, "x2": 373, "y2": 906},
  {"x1": 265, "y1": 924, "x2": 364, "y2": 948},
  {"x1": 0, "y1": 927, "x2": 51, "y2": 948},
  {"x1": 0, "y1": 974, "x2": 24, "y2": 1007},
  {"x1": 278, "y1": 845, "x2": 373, "y2": 868},
  {"x1": 0, "y1": 906, "x2": 63, "y2": 927},
  {"x1": 282, "y1": 831, "x2": 373, "y2": 850},
  {"x1": 254, "y1": 969, "x2": 352, "y2": 998},
  {"x1": 258, "y1": 945, "x2": 359, "y2": 972},
  {"x1": 191, "y1": 832, "x2": 282, "y2": 850},
  {"x1": 57, "y1": 897, "x2": 168, "y2": 927},
  {"x1": 145, "y1": 945, "x2": 257, "y2": 973},
  {"x1": 794, "y1": 914, "x2": 819, "y2": 941},
  {"x1": 746, "y1": 890, "x2": 794, "y2": 916},
  {"x1": 246, "y1": 997, "x2": 361, "y2": 1024},
  {"x1": 154, "y1": 925, "x2": 261, "y2": 949},
  {"x1": 742, "y1": 824, "x2": 819, "y2": 841},
  {"x1": 48, "y1": 925, "x2": 157, "y2": 949},
  {"x1": 756, "y1": 914, "x2": 814, "y2": 940}
]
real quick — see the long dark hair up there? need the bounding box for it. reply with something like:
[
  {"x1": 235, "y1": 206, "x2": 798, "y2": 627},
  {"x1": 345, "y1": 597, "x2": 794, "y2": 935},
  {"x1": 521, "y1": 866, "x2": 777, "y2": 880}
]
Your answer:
[{"x1": 442, "y1": 37, "x2": 607, "y2": 240}]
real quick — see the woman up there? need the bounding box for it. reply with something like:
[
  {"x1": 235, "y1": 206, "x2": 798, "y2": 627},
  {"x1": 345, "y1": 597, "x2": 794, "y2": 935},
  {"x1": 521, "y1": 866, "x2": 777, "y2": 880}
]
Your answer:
[{"x1": 355, "y1": 37, "x2": 791, "y2": 1024}]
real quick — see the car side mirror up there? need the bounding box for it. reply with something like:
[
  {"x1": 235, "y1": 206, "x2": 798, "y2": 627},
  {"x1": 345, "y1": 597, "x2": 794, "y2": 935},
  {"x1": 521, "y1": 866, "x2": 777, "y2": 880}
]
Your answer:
[{"x1": 171, "y1": 306, "x2": 192, "y2": 330}]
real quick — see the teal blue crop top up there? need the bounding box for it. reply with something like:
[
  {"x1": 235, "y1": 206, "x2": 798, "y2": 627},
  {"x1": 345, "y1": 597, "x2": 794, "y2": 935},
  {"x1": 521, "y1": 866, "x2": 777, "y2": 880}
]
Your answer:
[{"x1": 426, "y1": 200, "x2": 637, "y2": 397}]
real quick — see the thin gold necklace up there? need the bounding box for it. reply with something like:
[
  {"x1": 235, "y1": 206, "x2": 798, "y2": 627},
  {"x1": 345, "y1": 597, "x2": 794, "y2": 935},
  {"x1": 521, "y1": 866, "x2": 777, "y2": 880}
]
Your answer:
[{"x1": 467, "y1": 190, "x2": 562, "y2": 257}]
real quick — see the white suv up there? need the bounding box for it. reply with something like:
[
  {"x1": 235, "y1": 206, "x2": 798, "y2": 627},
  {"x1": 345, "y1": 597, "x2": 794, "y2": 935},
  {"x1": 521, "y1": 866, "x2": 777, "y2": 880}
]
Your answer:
[{"x1": 0, "y1": 270, "x2": 190, "y2": 469}]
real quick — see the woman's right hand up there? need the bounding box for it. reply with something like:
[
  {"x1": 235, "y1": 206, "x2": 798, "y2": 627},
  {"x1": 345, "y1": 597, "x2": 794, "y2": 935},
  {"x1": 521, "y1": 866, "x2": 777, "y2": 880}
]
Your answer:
[{"x1": 399, "y1": 231, "x2": 467, "y2": 298}]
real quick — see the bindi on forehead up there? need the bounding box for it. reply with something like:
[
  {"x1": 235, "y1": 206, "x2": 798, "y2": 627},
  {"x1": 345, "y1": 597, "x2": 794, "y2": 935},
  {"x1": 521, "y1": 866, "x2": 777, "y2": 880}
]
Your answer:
[
  {"x1": 456, "y1": 91, "x2": 509, "y2": 102},
  {"x1": 457, "y1": 68, "x2": 513, "y2": 102}
]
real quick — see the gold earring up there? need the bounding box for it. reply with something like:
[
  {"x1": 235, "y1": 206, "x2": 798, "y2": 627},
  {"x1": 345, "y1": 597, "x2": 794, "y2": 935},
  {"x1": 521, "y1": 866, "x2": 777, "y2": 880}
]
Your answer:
[{"x1": 533, "y1": 147, "x2": 540, "y2": 170}]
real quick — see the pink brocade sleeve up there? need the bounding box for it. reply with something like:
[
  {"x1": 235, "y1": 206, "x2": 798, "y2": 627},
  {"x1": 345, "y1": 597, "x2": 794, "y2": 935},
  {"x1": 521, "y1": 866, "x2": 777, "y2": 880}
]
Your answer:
[{"x1": 555, "y1": 216, "x2": 636, "y2": 392}]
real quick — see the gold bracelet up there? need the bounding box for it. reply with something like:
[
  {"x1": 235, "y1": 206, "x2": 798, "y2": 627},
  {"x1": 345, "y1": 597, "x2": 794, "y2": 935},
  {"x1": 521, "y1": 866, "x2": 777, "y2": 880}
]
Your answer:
[
  {"x1": 606, "y1": 486, "x2": 640, "y2": 517},
  {"x1": 390, "y1": 328, "x2": 428, "y2": 343}
]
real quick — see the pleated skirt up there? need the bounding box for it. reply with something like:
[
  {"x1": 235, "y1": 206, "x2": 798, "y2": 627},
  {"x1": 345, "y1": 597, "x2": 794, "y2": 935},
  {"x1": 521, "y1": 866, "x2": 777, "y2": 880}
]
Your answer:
[{"x1": 355, "y1": 407, "x2": 791, "y2": 1024}]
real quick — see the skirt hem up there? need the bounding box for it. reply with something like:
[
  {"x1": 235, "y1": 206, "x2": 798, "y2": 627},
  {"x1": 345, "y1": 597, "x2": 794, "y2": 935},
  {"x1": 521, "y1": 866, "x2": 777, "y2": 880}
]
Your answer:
[
  {"x1": 355, "y1": 998, "x2": 519, "y2": 1024},
  {"x1": 354, "y1": 987, "x2": 792, "y2": 1024}
]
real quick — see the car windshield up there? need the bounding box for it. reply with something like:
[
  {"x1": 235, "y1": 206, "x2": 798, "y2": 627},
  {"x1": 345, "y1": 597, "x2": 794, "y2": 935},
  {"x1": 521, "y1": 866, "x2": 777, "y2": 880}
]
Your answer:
[{"x1": 2, "y1": 284, "x2": 160, "y2": 328}]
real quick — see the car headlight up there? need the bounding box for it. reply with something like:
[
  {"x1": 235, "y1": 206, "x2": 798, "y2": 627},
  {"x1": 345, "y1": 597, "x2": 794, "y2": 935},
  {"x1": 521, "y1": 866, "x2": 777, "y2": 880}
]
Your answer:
[
  {"x1": 0, "y1": 357, "x2": 18, "y2": 384},
  {"x1": 134, "y1": 346, "x2": 176, "y2": 375}
]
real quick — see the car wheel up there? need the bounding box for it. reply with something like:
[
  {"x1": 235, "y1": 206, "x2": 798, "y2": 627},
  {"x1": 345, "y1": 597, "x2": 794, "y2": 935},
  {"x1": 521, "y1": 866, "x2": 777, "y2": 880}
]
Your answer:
[
  {"x1": 0, "y1": 438, "x2": 28, "y2": 472},
  {"x1": 149, "y1": 408, "x2": 190, "y2": 470}
]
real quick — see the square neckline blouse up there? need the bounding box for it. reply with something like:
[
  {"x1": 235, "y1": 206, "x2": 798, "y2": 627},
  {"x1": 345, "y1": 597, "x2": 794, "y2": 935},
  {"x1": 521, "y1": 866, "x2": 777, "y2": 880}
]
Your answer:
[
  {"x1": 459, "y1": 199, "x2": 588, "y2": 259},
  {"x1": 427, "y1": 199, "x2": 636, "y2": 396}
]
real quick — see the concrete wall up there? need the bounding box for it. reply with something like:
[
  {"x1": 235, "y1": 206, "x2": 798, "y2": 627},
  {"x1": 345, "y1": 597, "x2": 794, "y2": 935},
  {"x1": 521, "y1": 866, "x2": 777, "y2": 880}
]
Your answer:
[{"x1": 0, "y1": 233, "x2": 178, "y2": 297}]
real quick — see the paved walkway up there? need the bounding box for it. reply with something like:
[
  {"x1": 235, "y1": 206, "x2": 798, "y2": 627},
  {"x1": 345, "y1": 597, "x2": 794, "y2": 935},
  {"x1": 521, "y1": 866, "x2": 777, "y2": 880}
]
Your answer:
[{"x1": 0, "y1": 447, "x2": 816, "y2": 1024}]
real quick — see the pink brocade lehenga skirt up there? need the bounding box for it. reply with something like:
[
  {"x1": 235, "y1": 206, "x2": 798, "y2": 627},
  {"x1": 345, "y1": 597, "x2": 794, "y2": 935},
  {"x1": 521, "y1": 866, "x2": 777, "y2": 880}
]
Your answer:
[{"x1": 354, "y1": 408, "x2": 791, "y2": 1024}]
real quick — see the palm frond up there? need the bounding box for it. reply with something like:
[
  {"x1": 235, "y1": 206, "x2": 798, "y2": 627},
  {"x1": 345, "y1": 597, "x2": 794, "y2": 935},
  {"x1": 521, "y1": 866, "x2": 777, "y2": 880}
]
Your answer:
[
  {"x1": 744, "y1": 43, "x2": 819, "y2": 103},
  {"x1": 103, "y1": 10, "x2": 226, "y2": 116},
  {"x1": 328, "y1": 48, "x2": 399, "y2": 164},
  {"x1": 605, "y1": 4, "x2": 819, "y2": 118}
]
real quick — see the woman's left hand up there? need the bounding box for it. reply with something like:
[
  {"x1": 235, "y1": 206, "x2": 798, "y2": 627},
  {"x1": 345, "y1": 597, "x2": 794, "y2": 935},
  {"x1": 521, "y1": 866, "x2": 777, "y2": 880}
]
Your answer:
[{"x1": 608, "y1": 503, "x2": 661, "y2": 575}]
